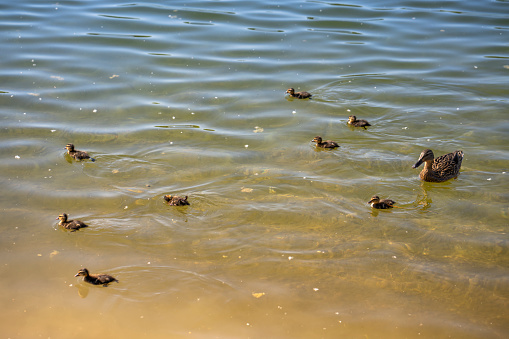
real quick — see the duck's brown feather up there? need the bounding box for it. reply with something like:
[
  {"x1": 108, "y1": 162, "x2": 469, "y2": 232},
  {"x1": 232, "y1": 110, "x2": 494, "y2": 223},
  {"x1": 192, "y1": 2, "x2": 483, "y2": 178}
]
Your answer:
[{"x1": 413, "y1": 149, "x2": 463, "y2": 182}]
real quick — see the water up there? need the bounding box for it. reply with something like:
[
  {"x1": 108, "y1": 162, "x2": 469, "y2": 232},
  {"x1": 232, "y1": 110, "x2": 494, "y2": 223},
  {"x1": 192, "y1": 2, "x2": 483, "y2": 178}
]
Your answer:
[{"x1": 1, "y1": 0, "x2": 508, "y2": 338}]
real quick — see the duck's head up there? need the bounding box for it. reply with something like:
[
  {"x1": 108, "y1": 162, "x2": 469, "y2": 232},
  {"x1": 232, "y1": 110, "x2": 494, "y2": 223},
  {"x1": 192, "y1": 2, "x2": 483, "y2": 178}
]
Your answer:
[
  {"x1": 163, "y1": 195, "x2": 172, "y2": 202},
  {"x1": 286, "y1": 88, "x2": 295, "y2": 95},
  {"x1": 368, "y1": 196, "x2": 380, "y2": 204},
  {"x1": 312, "y1": 136, "x2": 323, "y2": 143},
  {"x1": 412, "y1": 149, "x2": 434, "y2": 168},
  {"x1": 64, "y1": 143, "x2": 75, "y2": 151},
  {"x1": 348, "y1": 115, "x2": 357, "y2": 123},
  {"x1": 75, "y1": 268, "x2": 89, "y2": 277},
  {"x1": 56, "y1": 213, "x2": 68, "y2": 222}
]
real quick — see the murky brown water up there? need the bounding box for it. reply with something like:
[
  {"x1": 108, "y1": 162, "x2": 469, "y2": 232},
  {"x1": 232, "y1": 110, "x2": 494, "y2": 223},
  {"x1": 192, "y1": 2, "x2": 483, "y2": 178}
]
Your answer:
[{"x1": 1, "y1": 0, "x2": 508, "y2": 338}]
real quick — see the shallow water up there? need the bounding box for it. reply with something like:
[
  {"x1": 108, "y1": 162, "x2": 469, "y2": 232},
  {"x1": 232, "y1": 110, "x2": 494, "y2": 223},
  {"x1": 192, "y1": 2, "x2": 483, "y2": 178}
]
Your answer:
[{"x1": 1, "y1": 0, "x2": 508, "y2": 338}]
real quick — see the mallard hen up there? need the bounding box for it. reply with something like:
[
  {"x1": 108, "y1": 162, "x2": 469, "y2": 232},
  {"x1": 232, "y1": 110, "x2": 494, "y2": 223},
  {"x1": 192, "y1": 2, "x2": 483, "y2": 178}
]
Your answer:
[{"x1": 412, "y1": 149, "x2": 464, "y2": 182}]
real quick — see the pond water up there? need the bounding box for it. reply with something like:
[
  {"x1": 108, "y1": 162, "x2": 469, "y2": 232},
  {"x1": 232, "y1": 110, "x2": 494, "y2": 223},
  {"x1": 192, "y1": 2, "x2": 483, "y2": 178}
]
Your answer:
[{"x1": 1, "y1": 0, "x2": 508, "y2": 338}]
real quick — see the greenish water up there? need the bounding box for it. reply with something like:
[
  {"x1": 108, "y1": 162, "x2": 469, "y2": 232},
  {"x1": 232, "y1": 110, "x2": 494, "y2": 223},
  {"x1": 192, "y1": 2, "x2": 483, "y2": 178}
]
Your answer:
[{"x1": 1, "y1": 0, "x2": 508, "y2": 338}]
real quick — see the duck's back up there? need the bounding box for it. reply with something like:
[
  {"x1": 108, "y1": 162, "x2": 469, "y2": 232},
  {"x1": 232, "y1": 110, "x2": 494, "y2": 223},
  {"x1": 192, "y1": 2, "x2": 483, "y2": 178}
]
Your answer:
[
  {"x1": 352, "y1": 120, "x2": 370, "y2": 127},
  {"x1": 321, "y1": 141, "x2": 339, "y2": 148},
  {"x1": 86, "y1": 274, "x2": 118, "y2": 285},
  {"x1": 432, "y1": 151, "x2": 463, "y2": 175},
  {"x1": 65, "y1": 220, "x2": 88, "y2": 230},
  {"x1": 70, "y1": 150, "x2": 90, "y2": 160}
]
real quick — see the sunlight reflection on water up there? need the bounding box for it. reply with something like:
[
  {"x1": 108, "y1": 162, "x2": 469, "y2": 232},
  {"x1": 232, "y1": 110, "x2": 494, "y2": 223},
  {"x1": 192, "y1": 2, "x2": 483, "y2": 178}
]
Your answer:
[{"x1": 0, "y1": 0, "x2": 508, "y2": 338}]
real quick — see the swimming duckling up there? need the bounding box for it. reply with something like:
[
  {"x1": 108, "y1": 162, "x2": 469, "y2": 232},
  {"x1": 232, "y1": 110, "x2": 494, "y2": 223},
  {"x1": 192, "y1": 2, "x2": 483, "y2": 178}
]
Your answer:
[
  {"x1": 74, "y1": 268, "x2": 118, "y2": 287},
  {"x1": 368, "y1": 196, "x2": 396, "y2": 209},
  {"x1": 64, "y1": 143, "x2": 95, "y2": 161},
  {"x1": 312, "y1": 136, "x2": 339, "y2": 148},
  {"x1": 286, "y1": 88, "x2": 312, "y2": 99},
  {"x1": 412, "y1": 149, "x2": 464, "y2": 182},
  {"x1": 57, "y1": 213, "x2": 88, "y2": 231},
  {"x1": 163, "y1": 195, "x2": 190, "y2": 206},
  {"x1": 348, "y1": 115, "x2": 371, "y2": 129}
]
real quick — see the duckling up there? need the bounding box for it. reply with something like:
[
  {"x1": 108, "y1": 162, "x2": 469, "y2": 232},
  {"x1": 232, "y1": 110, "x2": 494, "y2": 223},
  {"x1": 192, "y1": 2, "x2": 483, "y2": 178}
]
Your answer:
[
  {"x1": 74, "y1": 268, "x2": 118, "y2": 287},
  {"x1": 286, "y1": 88, "x2": 312, "y2": 99},
  {"x1": 348, "y1": 115, "x2": 371, "y2": 129},
  {"x1": 56, "y1": 213, "x2": 88, "y2": 231},
  {"x1": 368, "y1": 196, "x2": 396, "y2": 209},
  {"x1": 412, "y1": 149, "x2": 464, "y2": 182},
  {"x1": 64, "y1": 143, "x2": 95, "y2": 161},
  {"x1": 163, "y1": 195, "x2": 190, "y2": 206},
  {"x1": 312, "y1": 136, "x2": 339, "y2": 148}
]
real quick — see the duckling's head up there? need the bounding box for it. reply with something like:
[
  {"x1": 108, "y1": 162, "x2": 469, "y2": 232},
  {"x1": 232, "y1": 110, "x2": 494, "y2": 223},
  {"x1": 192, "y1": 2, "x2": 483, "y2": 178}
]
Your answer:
[
  {"x1": 65, "y1": 143, "x2": 75, "y2": 151},
  {"x1": 163, "y1": 195, "x2": 172, "y2": 202},
  {"x1": 75, "y1": 268, "x2": 89, "y2": 277},
  {"x1": 368, "y1": 196, "x2": 380, "y2": 204},
  {"x1": 312, "y1": 136, "x2": 323, "y2": 143},
  {"x1": 286, "y1": 88, "x2": 295, "y2": 95},
  {"x1": 348, "y1": 115, "x2": 357, "y2": 123},
  {"x1": 57, "y1": 213, "x2": 68, "y2": 222},
  {"x1": 412, "y1": 149, "x2": 434, "y2": 168}
]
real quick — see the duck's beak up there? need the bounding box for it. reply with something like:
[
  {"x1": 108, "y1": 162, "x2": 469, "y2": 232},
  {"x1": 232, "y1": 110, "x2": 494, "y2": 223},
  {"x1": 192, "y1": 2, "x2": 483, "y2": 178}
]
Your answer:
[
  {"x1": 412, "y1": 158, "x2": 423, "y2": 169},
  {"x1": 56, "y1": 217, "x2": 59, "y2": 220},
  {"x1": 368, "y1": 198, "x2": 375, "y2": 204},
  {"x1": 74, "y1": 272, "x2": 80, "y2": 277}
]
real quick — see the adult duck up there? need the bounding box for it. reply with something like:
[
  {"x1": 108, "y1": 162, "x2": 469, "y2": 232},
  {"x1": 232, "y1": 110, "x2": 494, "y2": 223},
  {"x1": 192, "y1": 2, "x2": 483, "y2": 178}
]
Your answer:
[{"x1": 412, "y1": 149, "x2": 464, "y2": 182}]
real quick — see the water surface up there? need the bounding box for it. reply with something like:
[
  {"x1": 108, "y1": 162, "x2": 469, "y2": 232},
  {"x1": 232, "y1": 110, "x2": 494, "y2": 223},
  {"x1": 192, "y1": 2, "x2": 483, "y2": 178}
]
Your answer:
[{"x1": 1, "y1": 0, "x2": 508, "y2": 338}]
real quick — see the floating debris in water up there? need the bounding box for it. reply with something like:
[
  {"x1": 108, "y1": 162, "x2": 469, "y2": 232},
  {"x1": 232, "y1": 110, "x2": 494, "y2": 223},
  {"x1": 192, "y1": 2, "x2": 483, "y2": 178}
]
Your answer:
[
  {"x1": 14, "y1": 155, "x2": 20, "y2": 159},
  {"x1": 253, "y1": 126, "x2": 263, "y2": 133}
]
